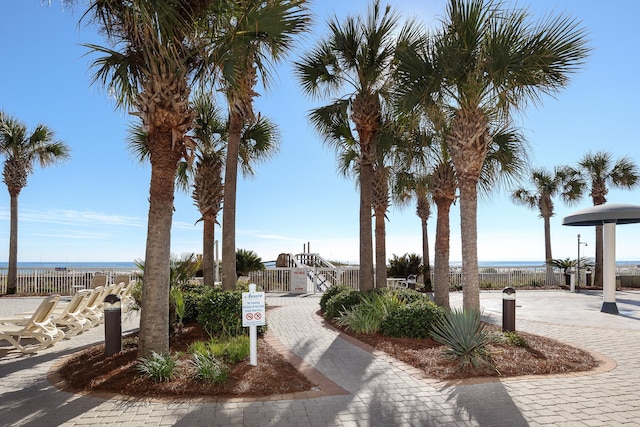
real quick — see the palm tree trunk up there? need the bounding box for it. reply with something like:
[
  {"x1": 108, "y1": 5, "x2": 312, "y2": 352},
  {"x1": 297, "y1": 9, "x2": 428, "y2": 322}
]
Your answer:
[
  {"x1": 458, "y1": 177, "x2": 480, "y2": 310},
  {"x1": 359, "y1": 160, "x2": 374, "y2": 290},
  {"x1": 543, "y1": 215, "x2": 554, "y2": 285},
  {"x1": 595, "y1": 225, "x2": 603, "y2": 287},
  {"x1": 434, "y1": 199, "x2": 451, "y2": 308},
  {"x1": 202, "y1": 218, "x2": 215, "y2": 286},
  {"x1": 421, "y1": 217, "x2": 432, "y2": 291},
  {"x1": 7, "y1": 193, "x2": 18, "y2": 295},
  {"x1": 138, "y1": 131, "x2": 179, "y2": 358},
  {"x1": 374, "y1": 208, "x2": 386, "y2": 288},
  {"x1": 222, "y1": 111, "x2": 242, "y2": 291}
]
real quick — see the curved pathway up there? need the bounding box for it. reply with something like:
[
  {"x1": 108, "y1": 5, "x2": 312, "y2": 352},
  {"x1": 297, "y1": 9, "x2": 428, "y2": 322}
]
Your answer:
[{"x1": 1, "y1": 290, "x2": 640, "y2": 426}]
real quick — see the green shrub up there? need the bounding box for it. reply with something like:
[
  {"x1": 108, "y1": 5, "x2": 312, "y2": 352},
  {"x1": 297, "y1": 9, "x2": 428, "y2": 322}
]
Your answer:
[
  {"x1": 430, "y1": 308, "x2": 494, "y2": 372},
  {"x1": 182, "y1": 287, "x2": 207, "y2": 323},
  {"x1": 189, "y1": 352, "x2": 229, "y2": 383},
  {"x1": 504, "y1": 331, "x2": 528, "y2": 347},
  {"x1": 388, "y1": 288, "x2": 429, "y2": 304},
  {"x1": 323, "y1": 288, "x2": 363, "y2": 319},
  {"x1": 480, "y1": 280, "x2": 494, "y2": 290},
  {"x1": 170, "y1": 287, "x2": 186, "y2": 326},
  {"x1": 196, "y1": 289, "x2": 266, "y2": 338},
  {"x1": 380, "y1": 299, "x2": 445, "y2": 338},
  {"x1": 336, "y1": 292, "x2": 404, "y2": 334},
  {"x1": 320, "y1": 285, "x2": 352, "y2": 312},
  {"x1": 208, "y1": 335, "x2": 250, "y2": 363},
  {"x1": 189, "y1": 335, "x2": 250, "y2": 364},
  {"x1": 136, "y1": 352, "x2": 176, "y2": 382}
]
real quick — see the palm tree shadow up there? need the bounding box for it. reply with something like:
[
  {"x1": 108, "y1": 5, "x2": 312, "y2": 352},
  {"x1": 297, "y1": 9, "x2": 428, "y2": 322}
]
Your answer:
[{"x1": 444, "y1": 381, "x2": 529, "y2": 426}]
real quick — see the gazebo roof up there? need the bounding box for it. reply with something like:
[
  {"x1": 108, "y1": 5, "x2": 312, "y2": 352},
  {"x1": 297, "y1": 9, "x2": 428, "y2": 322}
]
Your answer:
[{"x1": 562, "y1": 203, "x2": 640, "y2": 226}]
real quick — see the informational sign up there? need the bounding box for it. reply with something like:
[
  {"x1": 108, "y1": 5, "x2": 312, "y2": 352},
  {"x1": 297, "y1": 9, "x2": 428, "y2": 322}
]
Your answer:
[
  {"x1": 290, "y1": 268, "x2": 307, "y2": 293},
  {"x1": 242, "y1": 289, "x2": 266, "y2": 327}
]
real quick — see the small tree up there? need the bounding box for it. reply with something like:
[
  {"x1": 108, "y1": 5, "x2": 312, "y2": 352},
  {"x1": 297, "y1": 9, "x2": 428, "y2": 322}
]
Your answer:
[
  {"x1": 387, "y1": 253, "x2": 423, "y2": 279},
  {"x1": 236, "y1": 249, "x2": 265, "y2": 278}
]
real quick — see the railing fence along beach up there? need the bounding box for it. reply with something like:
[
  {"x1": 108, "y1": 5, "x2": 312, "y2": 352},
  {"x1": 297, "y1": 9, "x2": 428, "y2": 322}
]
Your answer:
[
  {"x1": 0, "y1": 267, "x2": 140, "y2": 295},
  {"x1": 2, "y1": 264, "x2": 640, "y2": 295}
]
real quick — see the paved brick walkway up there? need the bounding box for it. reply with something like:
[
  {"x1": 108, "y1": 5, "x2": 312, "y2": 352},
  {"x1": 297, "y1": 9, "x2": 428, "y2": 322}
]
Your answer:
[{"x1": 1, "y1": 290, "x2": 640, "y2": 426}]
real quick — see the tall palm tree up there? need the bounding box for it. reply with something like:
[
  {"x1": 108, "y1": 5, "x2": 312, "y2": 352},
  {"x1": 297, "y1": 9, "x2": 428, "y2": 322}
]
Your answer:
[
  {"x1": 131, "y1": 94, "x2": 281, "y2": 288},
  {"x1": 430, "y1": 125, "x2": 525, "y2": 308},
  {"x1": 394, "y1": 0, "x2": 589, "y2": 310},
  {"x1": 389, "y1": 115, "x2": 438, "y2": 292},
  {"x1": 430, "y1": 155, "x2": 457, "y2": 307},
  {"x1": 578, "y1": 151, "x2": 639, "y2": 287},
  {"x1": 192, "y1": 99, "x2": 280, "y2": 287},
  {"x1": 512, "y1": 166, "x2": 585, "y2": 284},
  {"x1": 0, "y1": 112, "x2": 70, "y2": 295},
  {"x1": 213, "y1": 0, "x2": 309, "y2": 291},
  {"x1": 80, "y1": 0, "x2": 216, "y2": 356},
  {"x1": 296, "y1": 0, "x2": 401, "y2": 290},
  {"x1": 392, "y1": 169, "x2": 434, "y2": 291},
  {"x1": 189, "y1": 95, "x2": 226, "y2": 287},
  {"x1": 372, "y1": 162, "x2": 390, "y2": 287}
]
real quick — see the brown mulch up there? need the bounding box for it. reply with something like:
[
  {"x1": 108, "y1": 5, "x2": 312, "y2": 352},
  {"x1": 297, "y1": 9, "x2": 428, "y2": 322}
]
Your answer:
[
  {"x1": 332, "y1": 321, "x2": 601, "y2": 381},
  {"x1": 56, "y1": 323, "x2": 314, "y2": 400},
  {"x1": 55, "y1": 316, "x2": 602, "y2": 400}
]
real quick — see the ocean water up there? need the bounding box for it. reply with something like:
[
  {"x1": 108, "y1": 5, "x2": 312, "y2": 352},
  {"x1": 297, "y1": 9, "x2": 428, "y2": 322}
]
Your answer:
[
  {"x1": 1, "y1": 260, "x2": 638, "y2": 269},
  {"x1": 0, "y1": 262, "x2": 138, "y2": 269}
]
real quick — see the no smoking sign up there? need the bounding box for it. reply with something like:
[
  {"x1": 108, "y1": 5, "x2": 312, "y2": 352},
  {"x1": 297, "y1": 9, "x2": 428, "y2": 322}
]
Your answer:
[{"x1": 242, "y1": 290, "x2": 266, "y2": 327}]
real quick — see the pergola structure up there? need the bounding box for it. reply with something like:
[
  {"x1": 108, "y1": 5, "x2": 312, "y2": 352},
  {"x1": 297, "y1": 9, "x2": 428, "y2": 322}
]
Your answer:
[{"x1": 563, "y1": 203, "x2": 640, "y2": 314}]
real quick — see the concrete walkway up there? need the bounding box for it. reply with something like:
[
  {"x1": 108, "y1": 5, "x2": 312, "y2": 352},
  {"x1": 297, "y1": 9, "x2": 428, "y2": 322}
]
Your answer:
[{"x1": 1, "y1": 290, "x2": 640, "y2": 426}]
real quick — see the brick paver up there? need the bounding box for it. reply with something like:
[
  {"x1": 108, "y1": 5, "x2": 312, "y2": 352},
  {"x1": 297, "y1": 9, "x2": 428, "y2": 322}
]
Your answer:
[{"x1": 1, "y1": 290, "x2": 640, "y2": 425}]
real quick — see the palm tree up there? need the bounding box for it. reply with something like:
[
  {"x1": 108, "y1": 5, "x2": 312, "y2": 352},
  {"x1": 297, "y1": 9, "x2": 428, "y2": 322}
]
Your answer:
[
  {"x1": 130, "y1": 94, "x2": 280, "y2": 288},
  {"x1": 394, "y1": 0, "x2": 589, "y2": 310},
  {"x1": 190, "y1": 95, "x2": 226, "y2": 287},
  {"x1": 214, "y1": 0, "x2": 309, "y2": 291},
  {"x1": 80, "y1": 0, "x2": 216, "y2": 357},
  {"x1": 392, "y1": 169, "x2": 434, "y2": 291},
  {"x1": 190, "y1": 94, "x2": 280, "y2": 287},
  {"x1": 578, "y1": 151, "x2": 639, "y2": 287},
  {"x1": 236, "y1": 248, "x2": 265, "y2": 277},
  {"x1": 430, "y1": 154, "x2": 457, "y2": 307},
  {"x1": 512, "y1": 166, "x2": 585, "y2": 284},
  {"x1": 296, "y1": 0, "x2": 401, "y2": 290},
  {"x1": 0, "y1": 112, "x2": 70, "y2": 295}
]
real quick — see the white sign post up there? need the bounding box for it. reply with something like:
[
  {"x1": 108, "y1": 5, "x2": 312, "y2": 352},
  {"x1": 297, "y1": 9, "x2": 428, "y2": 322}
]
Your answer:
[{"x1": 242, "y1": 283, "x2": 265, "y2": 366}]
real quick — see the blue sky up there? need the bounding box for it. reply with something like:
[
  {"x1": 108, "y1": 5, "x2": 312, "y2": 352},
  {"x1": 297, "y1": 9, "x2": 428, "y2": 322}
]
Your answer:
[{"x1": 0, "y1": 0, "x2": 639, "y2": 265}]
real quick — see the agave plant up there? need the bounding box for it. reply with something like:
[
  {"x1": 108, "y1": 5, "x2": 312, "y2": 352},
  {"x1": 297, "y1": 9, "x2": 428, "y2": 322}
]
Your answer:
[{"x1": 430, "y1": 307, "x2": 494, "y2": 372}]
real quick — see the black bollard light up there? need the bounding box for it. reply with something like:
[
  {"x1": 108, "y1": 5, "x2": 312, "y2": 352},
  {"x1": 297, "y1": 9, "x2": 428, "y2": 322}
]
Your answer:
[
  {"x1": 502, "y1": 287, "x2": 516, "y2": 332},
  {"x1": 104, "y1": 294, "x2": 122, "y2": 356}
]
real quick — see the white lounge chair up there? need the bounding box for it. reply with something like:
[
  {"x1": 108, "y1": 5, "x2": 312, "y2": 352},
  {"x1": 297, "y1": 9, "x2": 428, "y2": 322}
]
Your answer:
[
  {"x1": 78, "y1": 286, "x2": 106, "y2": 326},
  {"x1": 113, "y1": 274, "x2": 130, "y2": 287},
  {"x1": 0, "y1": 295, "x2": 65, "y2": 354},
  {"x1": 18, "y1": 290, "x2": 92, "y2": 337},
  {"x1": 90, "y1": 274, "x2": 107, "y2": 289}
]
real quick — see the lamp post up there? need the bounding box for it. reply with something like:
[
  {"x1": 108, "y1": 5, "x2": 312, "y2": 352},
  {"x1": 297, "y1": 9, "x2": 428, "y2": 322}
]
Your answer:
[{"x1": 577, "y1": 234, "x2": 588, "y2": 292}]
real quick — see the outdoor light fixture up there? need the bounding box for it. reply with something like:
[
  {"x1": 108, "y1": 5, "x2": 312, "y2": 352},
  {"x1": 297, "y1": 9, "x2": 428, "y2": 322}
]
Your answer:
[{"x1": 577, "y1": 234, "x2": 588, "y2": 292}]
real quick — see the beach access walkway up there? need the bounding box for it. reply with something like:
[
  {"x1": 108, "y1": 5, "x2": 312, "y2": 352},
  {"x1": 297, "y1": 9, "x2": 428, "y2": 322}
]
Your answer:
[{"x1": 2, "y1": 290, "x2": 640, "y2": 426}]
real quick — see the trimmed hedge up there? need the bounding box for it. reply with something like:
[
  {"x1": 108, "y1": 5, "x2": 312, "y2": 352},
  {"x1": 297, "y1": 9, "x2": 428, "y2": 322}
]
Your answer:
[
  {"x1": 320, "y1": 285, "x2": 352, "y2": 312},
  {"x1": 379, "y1": 299, "x2": 445, "y2": 338},
  {"x1": 323, "y1": 288, "x2": 363, "y2": 319}
]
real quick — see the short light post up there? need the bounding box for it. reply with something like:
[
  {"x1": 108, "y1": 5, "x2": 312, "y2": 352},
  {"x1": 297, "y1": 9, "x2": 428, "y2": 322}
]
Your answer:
[
  {"x1": 577, "y1": 234, "x2": 588, "y2": 293},
  {"x1": 502, "y1": 287, "x2": 516, "y2": 332},
  {"x1": 104, "y1": 294, "x2": 122, "y2": 356}
]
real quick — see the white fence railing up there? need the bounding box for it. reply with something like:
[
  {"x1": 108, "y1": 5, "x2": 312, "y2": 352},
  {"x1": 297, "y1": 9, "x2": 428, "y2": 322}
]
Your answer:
[
  {"x1": 2, "y1": 264, "x2": 640, "y2": 295},
  {"x1": 0, "y1": 268, "x2": 140, "y2": 296},
  {"x1": 248, "y1": 267, "x2": 360, "y2": 293}
]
